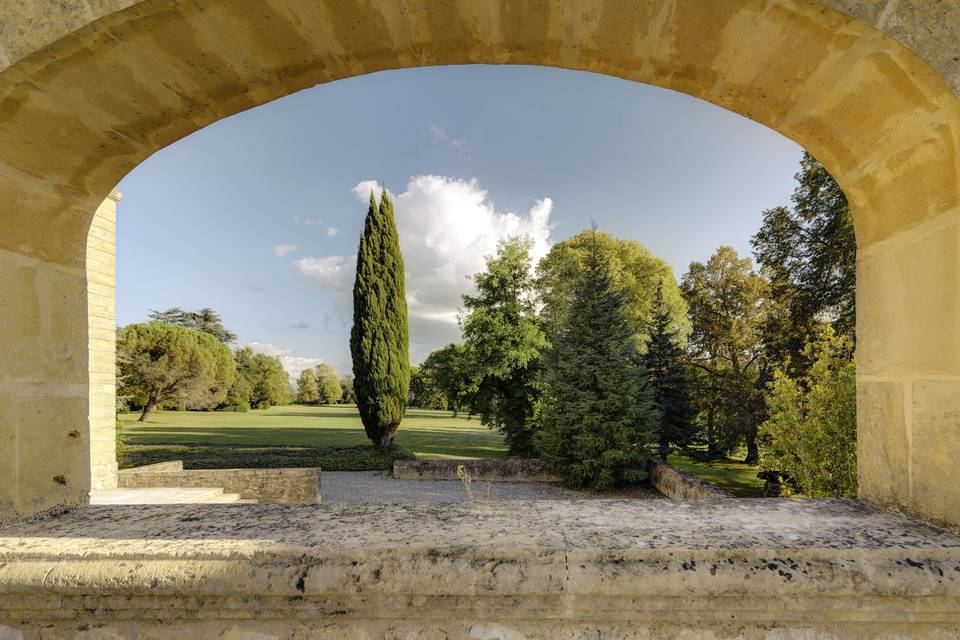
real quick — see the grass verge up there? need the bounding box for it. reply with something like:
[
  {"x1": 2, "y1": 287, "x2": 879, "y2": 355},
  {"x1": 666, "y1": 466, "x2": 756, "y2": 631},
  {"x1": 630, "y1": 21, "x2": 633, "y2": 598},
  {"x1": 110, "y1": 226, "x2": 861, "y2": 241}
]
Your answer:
[{"x1": 666, "y1": 453, "x2": 765, "y2": 497}]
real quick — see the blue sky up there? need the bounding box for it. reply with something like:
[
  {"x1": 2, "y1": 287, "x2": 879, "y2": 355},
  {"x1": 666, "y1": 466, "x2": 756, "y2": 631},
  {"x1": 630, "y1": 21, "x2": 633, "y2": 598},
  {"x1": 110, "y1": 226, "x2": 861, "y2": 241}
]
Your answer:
[{"x1": 116, "y1": 64, "x2": 803, "y2": 378}]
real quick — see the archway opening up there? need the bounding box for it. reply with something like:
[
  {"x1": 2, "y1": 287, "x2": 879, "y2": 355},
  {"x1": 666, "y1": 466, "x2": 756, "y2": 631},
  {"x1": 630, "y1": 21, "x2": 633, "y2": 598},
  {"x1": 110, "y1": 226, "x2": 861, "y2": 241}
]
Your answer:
[{"x1": 1, "y1": 0, "x2": 958, "y2": 529}]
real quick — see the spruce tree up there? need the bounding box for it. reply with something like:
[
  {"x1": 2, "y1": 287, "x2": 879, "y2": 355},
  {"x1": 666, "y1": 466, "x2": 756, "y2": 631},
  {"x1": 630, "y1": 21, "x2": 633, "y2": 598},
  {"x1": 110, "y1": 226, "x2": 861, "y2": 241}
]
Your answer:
[
  {"x1": 643, "y1": 281, "x2": 696, "y2": 460},
  {"x1": 350, "y1": 189, "x2": 410, "y2": 446},
  {"x1": 535, "y1": 229, "x2": 657, "y2": 490}
]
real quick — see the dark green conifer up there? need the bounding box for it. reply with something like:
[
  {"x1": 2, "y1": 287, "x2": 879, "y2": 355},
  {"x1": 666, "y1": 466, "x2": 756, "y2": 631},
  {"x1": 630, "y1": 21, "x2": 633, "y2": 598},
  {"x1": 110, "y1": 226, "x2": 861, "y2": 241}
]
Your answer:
[
  {"x1": 643, "y1": 281, "x2": 696, "y2": 460},
  {"x1": 350, "y1": 189, "x2": 410, "y2": 446},
  {"x1": 535, "y1": 228, "x2": 657, "y2": 489}
]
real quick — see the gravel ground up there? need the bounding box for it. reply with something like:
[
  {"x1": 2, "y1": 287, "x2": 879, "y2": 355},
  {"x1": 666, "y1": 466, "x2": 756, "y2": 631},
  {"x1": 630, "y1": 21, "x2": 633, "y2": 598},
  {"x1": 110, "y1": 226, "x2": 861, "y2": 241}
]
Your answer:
[{"x1": 320, "y1": 471, "x2": 663, "y2": 503}]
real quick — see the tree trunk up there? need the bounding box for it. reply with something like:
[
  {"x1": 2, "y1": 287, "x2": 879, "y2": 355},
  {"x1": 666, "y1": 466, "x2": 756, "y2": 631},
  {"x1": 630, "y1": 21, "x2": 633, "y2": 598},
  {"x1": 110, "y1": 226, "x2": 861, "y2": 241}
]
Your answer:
[
  {"x1": 452, "y1": 407, "x2": 459, "y2": 418},
  {"x1": 705, "y1": 406, "x2": 721, "y2": 459},
  {"x1": 138, "y1": 396, "x2": 159, "y2": 423},
  {"x1": 659, "y1": 434, "x2": 670, "y2": 461},
  {"x1": 745, "y1": 434, "x2": 759, "y2": 465}
]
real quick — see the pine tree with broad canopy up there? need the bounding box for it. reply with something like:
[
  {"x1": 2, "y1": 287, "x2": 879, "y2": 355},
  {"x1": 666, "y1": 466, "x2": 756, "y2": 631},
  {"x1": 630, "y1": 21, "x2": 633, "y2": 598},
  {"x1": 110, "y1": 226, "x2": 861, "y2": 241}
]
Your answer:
[
  {"x1": 350, "y1": 189, "x2": 410, "y2": 447},
  {"x1": 535, "y1": 229, "x2": 658, "y2": 490}
]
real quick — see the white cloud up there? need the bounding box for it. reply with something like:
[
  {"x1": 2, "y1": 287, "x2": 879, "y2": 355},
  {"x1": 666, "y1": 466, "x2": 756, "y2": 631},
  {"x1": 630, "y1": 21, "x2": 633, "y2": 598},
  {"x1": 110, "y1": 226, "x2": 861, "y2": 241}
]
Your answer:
[
  {"x1": 245, "y1": 342, "x2": 323, "y2": 382},
  {"x1": 352, "y1": 180, "x2": 380, "y2": 201},
  {"x1": 326, "y1": 227, "x2": 339, "y2": 237},
  {"x1": 429, "y1": 123, "x2": 470, "y2": 161},
  {"x1": 294, "y1": 255, "x2": 356, "y2": 292},
  {"x1": 273, "y1": 244, "x2": 297, "y2": 258},
  {"x1": 298, "y1": 175, "x2": 553, "y2": 362},
  {"x1": 293, "y1": 216, "x2": 323, "y2": 226}
]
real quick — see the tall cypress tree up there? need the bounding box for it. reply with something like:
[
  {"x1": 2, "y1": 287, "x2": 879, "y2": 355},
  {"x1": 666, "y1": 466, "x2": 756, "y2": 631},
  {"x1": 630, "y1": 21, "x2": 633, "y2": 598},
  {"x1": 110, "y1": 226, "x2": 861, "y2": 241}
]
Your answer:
[
  {"x1": 535, "y1": 229, "x2": 657, "y2": 490},
  {"x1": 350, "y1": 189, "x2": 410, "y2": 447},
  {"x1": 643, "y1": 281, "x2": 696, "y2": 460}
]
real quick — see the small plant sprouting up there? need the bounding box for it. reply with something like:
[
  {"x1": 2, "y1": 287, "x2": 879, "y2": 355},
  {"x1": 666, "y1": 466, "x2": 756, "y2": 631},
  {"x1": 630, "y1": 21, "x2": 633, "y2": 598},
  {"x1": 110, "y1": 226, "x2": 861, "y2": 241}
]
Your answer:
[{"x1": 456, "y1": 464, "x2": 473, "y2": 499}]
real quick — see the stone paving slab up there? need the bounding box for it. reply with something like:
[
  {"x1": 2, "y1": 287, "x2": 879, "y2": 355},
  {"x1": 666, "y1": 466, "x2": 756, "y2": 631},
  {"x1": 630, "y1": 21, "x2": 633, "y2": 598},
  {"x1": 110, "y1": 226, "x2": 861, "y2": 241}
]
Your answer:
[{"x1": 89, "y1": 487, "x2": 230, "y2": 504}]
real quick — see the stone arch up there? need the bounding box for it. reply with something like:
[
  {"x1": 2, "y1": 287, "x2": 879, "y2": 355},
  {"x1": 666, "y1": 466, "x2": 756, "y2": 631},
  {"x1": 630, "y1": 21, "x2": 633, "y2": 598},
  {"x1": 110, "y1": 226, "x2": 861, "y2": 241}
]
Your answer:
[{"x1": 1, "y1": 0, "x2": 959, "y2": 527}]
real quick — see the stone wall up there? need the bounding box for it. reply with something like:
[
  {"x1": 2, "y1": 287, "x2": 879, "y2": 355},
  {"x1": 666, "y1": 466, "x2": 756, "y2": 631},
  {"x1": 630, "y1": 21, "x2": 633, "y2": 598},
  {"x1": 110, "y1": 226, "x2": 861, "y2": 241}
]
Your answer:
[
  {"x1": 119, "y1": 464, "x2": 320, "y2": 503},
  {"x1": 649, "y1": 460, "x2": 732, "y2": 500},
  {"x1": 86, "y1": 192, "x2": 120, "y2": 491},
  {"x1": 393, "y1": 459, "x2": 559, "y2": 482}
]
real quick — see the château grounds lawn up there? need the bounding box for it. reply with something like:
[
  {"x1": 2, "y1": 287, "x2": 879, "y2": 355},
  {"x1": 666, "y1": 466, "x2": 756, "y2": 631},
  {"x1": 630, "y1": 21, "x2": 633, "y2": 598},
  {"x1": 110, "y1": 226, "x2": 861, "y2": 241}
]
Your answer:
[
  {"x1": 117, "y1": 405, "x2": 508, "y2": 471},
  {"x1": 666, "y1": 452, "x2": 765, "y2": 497}
]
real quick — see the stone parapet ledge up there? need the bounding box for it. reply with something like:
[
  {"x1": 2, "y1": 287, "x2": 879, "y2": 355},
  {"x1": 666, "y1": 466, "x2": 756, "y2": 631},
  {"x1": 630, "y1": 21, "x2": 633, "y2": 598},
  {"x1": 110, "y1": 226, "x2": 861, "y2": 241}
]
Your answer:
[
  {"x1": 393, "y1": 458, "x2": 559, "y2": 482},
  {"x1": 0, "y1": 500, "x2": 959, "y2": 638}
]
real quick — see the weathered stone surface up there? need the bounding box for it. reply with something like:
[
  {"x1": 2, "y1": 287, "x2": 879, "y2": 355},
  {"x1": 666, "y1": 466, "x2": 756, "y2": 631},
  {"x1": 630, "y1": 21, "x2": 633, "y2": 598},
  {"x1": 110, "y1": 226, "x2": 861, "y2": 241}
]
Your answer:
[
  {"x1": 393, "y1": 458, "x2": 559, "y2": 482},
  {"x1": 0, "y1": 501, "x2": 958, "y2": 637},
  {"x1": 118, "y1": 463, "x2": 321, "y2": 503}
]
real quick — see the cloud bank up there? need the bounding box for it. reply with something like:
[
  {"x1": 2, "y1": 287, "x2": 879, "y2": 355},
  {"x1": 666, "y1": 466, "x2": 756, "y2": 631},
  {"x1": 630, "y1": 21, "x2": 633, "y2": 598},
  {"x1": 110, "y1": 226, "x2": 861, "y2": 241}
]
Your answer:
[{"x1": 296, "y1": 175, "x2": 554, "y2": 361}]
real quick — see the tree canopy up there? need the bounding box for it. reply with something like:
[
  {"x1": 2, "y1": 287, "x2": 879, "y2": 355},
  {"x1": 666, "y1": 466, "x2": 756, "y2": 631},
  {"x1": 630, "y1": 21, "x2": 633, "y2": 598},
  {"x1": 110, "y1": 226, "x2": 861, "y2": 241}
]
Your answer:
[
  {"x1": 316, "y1": 363, "x2": 342, "y2": 404},
  {"x1": 751, "y1": 152, "x2": 855, "y2": 372},
  {"x1": 149, "y1": 307, "x2": 238, "y2": 343},
  {"x1": 681, "y1": 246, "x2": 771, "y2": 462},
  {"x1": 536, "y1": 230, "x2": 689, "y2": 347},
  {"x1": 758, "y1": 329, "x2": 857, "y2": 497},
  {"x1": 461, "y1": 236, "x2": 546, "y2": 456},
  {"x1": 419, "y1": 343, "x2": 473, "y2": 416},
  {"x1": 233, "y1": 346, "x2": 290, "y2": 409},
  {"x1": 296, "y1": 368, "x2": 319, "y2": 404},
  {"x1": 118, "y1": 322, "x2": 236, "y2": 422}
]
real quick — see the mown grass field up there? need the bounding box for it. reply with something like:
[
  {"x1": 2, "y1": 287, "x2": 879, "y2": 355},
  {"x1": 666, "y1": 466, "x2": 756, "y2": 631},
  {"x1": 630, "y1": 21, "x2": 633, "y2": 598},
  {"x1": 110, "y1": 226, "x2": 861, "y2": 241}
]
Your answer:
[
  {"x1": 118, "y1": 405, "x2": 508, "y2": 470},
  {"x1": 667, "y1": 453, "x2": 765, "y2": 497}
]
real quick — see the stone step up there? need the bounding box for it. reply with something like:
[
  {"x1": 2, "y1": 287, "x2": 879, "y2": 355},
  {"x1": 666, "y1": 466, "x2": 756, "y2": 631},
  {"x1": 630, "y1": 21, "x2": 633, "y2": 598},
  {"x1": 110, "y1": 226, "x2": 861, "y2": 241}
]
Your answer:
[
  {"x1": 202, "y1": 493, "x2": 245, "y2": 503},
  {"x1": 90, "y1": 487, "x2": 226, "y2": 505}
]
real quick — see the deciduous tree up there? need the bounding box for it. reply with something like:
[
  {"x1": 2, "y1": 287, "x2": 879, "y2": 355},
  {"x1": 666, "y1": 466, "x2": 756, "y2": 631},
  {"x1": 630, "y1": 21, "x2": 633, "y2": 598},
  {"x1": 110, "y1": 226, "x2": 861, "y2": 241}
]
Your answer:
[
  {"x1": 758, "y1": 329, "x2": 856, "y2": 497},
  {"x1": 316, "y1": 362, "x2": 342, "y2": 404},
  {"x1": 296, "y1": 368, "x2": 319, "y2": 404},
  {"x1": 536, "y1": 230, "x2": 689, "y2": 347},
  {"x1": 461, "y1": 236, "x2": 546, "y2": 456},
  {"x1": 681, "y1": 246, "x2": 770, "y2": 462},
  {"x1": 751, "y1": 152, "x2": 855, "y2": 373},
  {"x1": 420, "y1": 343, "x2": 473, "y2": 416}
]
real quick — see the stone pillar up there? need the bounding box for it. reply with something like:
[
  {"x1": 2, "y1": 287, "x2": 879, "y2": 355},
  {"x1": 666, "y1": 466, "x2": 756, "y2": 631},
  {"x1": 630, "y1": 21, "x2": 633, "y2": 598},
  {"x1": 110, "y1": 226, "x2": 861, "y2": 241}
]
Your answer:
[
  {"x1": 857, "y1": 210, "x2": 960, "y2": 528},
  {"x1": 86, "y1": 192, "x2": 121, "y2": 491},
  {"x1": 0, "y1": 188, "x2": 95, "y2": 525}
]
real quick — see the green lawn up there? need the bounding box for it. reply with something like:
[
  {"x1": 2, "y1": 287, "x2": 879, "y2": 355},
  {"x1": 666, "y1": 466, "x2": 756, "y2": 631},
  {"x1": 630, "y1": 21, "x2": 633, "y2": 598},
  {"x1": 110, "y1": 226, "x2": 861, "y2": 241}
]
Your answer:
[
  {"x1": 118, "y1": 404, "x2": 508, "y2": 462},
  {"x1": 667, "y1": 453, "x2": 765, "y2": 497}
]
